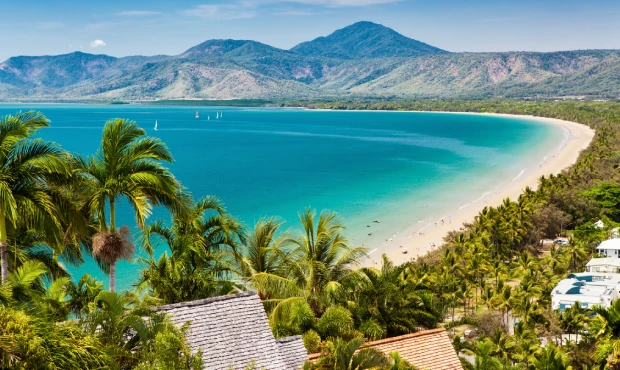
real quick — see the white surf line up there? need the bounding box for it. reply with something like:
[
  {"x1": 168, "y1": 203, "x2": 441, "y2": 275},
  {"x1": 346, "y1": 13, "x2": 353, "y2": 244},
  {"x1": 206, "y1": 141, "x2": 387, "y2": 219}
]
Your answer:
[
  {"x1": 472, "y1": 191, "x2": 492, "y2": 204},
  {"x1": 368, "y1": 248, "x2": 378, "y2": 255},
  {"x1": 508, "y1": 168, "x2": 526, "y2": 186},
  {"x1": 458, "y1": 203, "x2": 471, "y2": 210}
]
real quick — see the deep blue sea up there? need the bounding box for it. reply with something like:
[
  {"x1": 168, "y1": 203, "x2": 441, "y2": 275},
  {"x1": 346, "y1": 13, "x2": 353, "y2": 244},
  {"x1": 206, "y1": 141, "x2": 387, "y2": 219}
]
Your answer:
[{"x1": 0, "y1": 104, "x2": 561, "y2": 290}]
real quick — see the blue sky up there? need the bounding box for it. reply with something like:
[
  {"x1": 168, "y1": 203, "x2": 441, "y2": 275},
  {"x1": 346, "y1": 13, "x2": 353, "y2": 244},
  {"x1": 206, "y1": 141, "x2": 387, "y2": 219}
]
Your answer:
[{"x1": 1, "y1": 0, "x2": 619, "y2": 60}]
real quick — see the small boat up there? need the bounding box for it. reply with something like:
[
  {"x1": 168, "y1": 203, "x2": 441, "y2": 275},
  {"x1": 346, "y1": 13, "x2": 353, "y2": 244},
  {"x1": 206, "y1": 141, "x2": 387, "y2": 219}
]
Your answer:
[
  {"x1": 208, "y1": 116, "x2": 210, "y2": 120},
  {"x1": 195, "y1": 112, "x2": 199, "y2": 119},
  {"x1": 220, "y1": 111, "x2": 223, "y2": 118},
  {"x1": 154, "y1": 120, "x2": 158, "y2": 131},
  {"x1": 216, "y1": 112, "x2": 219, "y2": 119}
]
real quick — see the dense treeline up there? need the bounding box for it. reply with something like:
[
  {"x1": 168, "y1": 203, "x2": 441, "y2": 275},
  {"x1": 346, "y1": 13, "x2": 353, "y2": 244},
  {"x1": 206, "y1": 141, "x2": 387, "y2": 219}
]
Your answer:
[{"x1": 1, "y1": 101, "x2": 620, "y2": 369}]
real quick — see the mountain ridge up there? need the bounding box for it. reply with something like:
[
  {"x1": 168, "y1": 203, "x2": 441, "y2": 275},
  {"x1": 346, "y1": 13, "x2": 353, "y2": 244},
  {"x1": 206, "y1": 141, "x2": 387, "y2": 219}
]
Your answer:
[{"x1": 1, "y1": 21, "x2": 619, "y2": 100}]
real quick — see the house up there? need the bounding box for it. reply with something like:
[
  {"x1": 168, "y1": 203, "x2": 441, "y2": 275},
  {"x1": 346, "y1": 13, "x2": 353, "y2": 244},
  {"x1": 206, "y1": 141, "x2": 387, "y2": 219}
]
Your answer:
[
  {"x1": 551, "y1": 273, "x2": 620, "y2": 310},
  {"x1": 154, "y1": 291, "x2": 308, "y2": 370},
  {"x1": 586, "y1": 258, "x2": 620, "y2": 274},
  {"x1": 308, "y1": 328, "x2": 463, "y2": 370},
  {"x1": 596, "y1": 239, "x2": 620, "y2": 257}
]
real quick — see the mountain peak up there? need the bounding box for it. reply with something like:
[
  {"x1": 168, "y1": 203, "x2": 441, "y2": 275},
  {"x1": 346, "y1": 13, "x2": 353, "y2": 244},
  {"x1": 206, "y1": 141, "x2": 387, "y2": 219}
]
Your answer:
[{"x1": 290, "y1": 21, "x2": 447, "y2": 59}]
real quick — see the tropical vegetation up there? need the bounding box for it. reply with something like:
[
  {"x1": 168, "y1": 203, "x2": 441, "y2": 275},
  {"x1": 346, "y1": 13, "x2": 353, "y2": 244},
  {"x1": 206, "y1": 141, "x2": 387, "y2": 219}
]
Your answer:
[{"x1": 1, "y1": 100, "x2": 620, "y2": 369}]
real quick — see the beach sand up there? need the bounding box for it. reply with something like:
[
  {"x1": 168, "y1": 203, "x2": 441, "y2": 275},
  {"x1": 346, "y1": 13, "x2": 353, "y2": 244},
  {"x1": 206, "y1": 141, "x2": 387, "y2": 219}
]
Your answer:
[{"x1": 363, "y1": 113, "x2": 595, "y2": 267}]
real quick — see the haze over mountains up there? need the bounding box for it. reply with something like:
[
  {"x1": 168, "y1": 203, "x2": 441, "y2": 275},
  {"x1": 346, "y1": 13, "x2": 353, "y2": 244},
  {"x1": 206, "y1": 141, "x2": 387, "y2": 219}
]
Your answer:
[{"x1": 1, "y1": 21, "x2": 618, "y2": 101}]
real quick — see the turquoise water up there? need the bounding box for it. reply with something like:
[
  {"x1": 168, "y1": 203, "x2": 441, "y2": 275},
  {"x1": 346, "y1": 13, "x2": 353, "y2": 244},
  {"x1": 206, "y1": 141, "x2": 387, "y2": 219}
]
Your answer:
[{"x1": 0, "y1": 105, "x2": 560, "y2": 290}]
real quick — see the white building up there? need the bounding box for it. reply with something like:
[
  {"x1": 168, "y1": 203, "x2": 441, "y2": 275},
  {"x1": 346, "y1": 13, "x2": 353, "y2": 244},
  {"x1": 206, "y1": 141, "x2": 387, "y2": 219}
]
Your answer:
[
  {"x1": 586, "y1": 258, "x2": 620, "y2": 274},
  {"x1": 596, "y1": 238, "x2": 620, "y2": 258},
  {"x1": 551, "y1": 273, "x2": 620, "y2": 310}
]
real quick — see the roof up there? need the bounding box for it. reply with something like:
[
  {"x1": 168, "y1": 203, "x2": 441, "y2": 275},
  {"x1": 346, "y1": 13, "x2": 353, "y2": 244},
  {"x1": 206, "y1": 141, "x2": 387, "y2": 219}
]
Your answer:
[
  {"x1": 597, "y1": 239, "x2": 620, "y2": 250},
  {"x1": 155, "y1": 291, "x2": 307, "y2": 370},
  {"x1": 587, "y1": 258, "x2": 620, "y2": 267},
  {"x1": 276, "y1": 336, "x2": 308, "y2": 370},
  {"x1": 553, "y1": 278, "x2": 616, "y2": 297},
  {"x1": 309, "y1": 328, "x2": 462, "y2": 370}
]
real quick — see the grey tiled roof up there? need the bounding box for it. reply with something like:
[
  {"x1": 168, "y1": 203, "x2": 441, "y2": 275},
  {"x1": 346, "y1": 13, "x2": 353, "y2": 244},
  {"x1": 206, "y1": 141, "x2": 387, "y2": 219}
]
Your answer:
[
  {"x1": 276, "y1": 336, "x2": 308, "y2": 370},
  {"x1": 155, "y1": 291, "x2": 307, "y2": 370}
]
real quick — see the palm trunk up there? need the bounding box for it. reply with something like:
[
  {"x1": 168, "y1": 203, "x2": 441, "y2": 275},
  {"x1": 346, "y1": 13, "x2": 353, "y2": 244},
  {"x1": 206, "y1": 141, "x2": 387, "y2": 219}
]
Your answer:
[
  {"x1": 0, "y1": 209, "x2": 7, "y2": 283},
  {"x1": 110, "y1": 261, "x2": 116, "y2": 292},
  {"x1": 110, "y1": 198, "x2": 116, "y2": 233},
  {"x1": 0, "y1": 243, "x2": 7, "y2": 284},
  {"x1": 109, "y1": 198, "x2": 116, "y2": 291}
]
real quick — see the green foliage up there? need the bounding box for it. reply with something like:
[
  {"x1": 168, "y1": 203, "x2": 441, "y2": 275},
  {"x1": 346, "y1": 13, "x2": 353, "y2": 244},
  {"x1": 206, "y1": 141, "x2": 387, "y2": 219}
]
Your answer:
[
  {"x1": 134, "y1": 323, "x2": 203, "y2": 370},
  {"x1": 308, "y1": 337, "x2": 389, "y2": 370},
  {"x1": 138, "y1": 196, "x2": 243, "y2": 303},
  {"x1": 303, "y1": 330, "x2": 322, "y2": 354},
  {"x1": 317, "y1": 306, "x2": 355, "y2": 339},
  {"x1": 0, "y1": 307, "x2": 112, "y2": 369},
  {"x1": 79, "y1": 117, "x2": 188, "y2": 291},
  {"x1": 583, "y1": 182, "x2": 620, "y2": 222}
]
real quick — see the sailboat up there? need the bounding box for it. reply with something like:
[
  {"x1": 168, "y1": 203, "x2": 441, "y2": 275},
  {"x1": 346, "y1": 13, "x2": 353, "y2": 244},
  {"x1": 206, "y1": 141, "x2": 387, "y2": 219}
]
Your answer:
[
  {"x1": 208, "y1": 116, "x2": 210, "y2": 120},
  {"x1": 220, "y1": 111, "x2": 223, "y2": 118},
  {"x1": 195, "y1": 111, "x2": 199, "y2": 119},
  {"x1": 154, "y1": 120, "x2": 158, "y2": 131},
  {"x1": 216, "y1": 112, "x2": 219, "y2": 119}
]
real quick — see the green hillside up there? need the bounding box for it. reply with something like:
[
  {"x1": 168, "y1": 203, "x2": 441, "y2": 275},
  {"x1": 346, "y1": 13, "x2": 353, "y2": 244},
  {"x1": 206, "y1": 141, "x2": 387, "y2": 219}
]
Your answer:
[{"x1": 1, "y1": 22, "x2": 619, "y2": 100}]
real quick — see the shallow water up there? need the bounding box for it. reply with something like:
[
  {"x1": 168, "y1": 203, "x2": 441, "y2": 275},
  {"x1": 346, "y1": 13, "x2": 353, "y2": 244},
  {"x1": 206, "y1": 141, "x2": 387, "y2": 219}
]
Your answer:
[{"x1": 0, "y1": 105, "x2": 561, "y2": 290}]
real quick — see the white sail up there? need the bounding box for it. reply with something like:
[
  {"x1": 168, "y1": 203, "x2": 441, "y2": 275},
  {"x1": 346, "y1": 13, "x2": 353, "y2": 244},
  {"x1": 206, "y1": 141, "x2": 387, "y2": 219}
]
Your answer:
[{"x1": 154, "y1": 120, "x2": 158, "y2": 131}]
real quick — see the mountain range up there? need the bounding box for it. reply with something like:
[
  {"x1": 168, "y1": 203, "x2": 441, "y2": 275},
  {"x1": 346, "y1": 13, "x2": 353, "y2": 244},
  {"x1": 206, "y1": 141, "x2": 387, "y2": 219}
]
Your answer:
[{"x1": 1, "y1": 21, "x2": 619, "y2": 101}]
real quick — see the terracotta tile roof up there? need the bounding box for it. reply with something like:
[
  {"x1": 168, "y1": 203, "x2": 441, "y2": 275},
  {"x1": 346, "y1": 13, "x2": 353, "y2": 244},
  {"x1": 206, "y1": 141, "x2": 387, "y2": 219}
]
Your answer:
[
  {"x1": 309, "y1": 328, "x2": 462, "y2": 370},
  {"x1": 155, "y1": 291, "x2": 307, "y2": 370}
]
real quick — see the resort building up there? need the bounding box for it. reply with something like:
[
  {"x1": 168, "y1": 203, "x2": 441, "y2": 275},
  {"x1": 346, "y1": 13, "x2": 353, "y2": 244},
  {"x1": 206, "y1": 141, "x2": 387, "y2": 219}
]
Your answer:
[
  {"x1": 155, "y1": 291, "x2": 308, "y2": 370},
  {"x1": 596, "y1": 238, "x2": 620, "y2": 258},
  {"x1": 551, "y1": 273, "x2": 620, "y2": 310},
  {"x1": 586, "y1": 258, "x2": 620, "y2": 274},
  {"x1": 308, "y1": 328, "x2": 463, "y2": 370}
]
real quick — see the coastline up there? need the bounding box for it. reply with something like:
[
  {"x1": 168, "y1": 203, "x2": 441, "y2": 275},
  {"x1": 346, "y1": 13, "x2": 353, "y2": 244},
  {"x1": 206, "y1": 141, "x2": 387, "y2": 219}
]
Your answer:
[{"x1": 360, "y1": 113, "x2": 595, "y2": 266}]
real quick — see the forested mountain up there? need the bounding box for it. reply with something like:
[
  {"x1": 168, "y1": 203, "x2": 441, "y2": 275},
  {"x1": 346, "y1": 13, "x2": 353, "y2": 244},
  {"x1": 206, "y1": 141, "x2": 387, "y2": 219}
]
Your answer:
[
  {"x1": 290, "y1": 21, "x2": 447, "y2": 59},
  {"x1": 1, "y1": 22, "x2": 619, "y2": 100}
]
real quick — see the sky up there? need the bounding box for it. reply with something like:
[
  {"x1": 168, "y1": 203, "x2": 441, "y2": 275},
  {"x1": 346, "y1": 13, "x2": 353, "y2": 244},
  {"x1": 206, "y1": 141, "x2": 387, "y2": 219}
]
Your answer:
[{"x1": 1, "y1": 0, "x2": 619, "y2": 60}]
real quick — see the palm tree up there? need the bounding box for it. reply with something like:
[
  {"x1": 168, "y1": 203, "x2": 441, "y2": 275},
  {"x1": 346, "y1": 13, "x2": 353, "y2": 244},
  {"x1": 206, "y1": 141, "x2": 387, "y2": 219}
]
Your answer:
[
  {"x1": 78, "y1": 118, "x2": 187, "y2": 291},
  {"x1": 473, "y1": 340, "x2": 503, "y2": 370},
  {"x1": 251, "y1": 208, "x2": 367, "y2": 317},
  {"x1": 351, "y1": 255, "x2": 441, "y2": 339},
  {"x1": 0, "y1": 111, "x2": 72, "y2": 283},
  {"x1": 563, "y1": 238, "x2": 588, "y2": 273},
  {"x1": 530, "y1": 343, "x2": 572, "y2": 370},
  {"x1": 138, "y1": 196, "x2": 243, "y2": 303},
  {"x1": 311, "y1": 337, "x2": 389, "y2": 370},
  {"x1": 237, "y1": 217, "x2": 293, "y2": 279}
]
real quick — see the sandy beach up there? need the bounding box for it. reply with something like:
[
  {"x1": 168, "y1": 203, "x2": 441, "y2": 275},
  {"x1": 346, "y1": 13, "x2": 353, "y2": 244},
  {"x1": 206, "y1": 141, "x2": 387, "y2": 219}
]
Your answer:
[{"x1": 363, "y1": 113, "x2": 595, "y2": 266}]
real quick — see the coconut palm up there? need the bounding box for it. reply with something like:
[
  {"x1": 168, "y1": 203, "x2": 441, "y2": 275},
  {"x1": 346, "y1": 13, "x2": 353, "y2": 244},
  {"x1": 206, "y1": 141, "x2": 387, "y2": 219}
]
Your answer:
[
  {"x1": 351, "y1": 255, "x2": 441, "y2": 339},
  {"x1": 138, "y1": 196, "x2": 243, "y2": 303},
  {"x1": 0, "y1": 111, "x2": 72, "y2": 283},
  {"x1": 237, "y1": 217, "x2": 293, "y2": 279},
  {"x1": 251, "y1": 208, "x2": 367, "y2": 317},
  {"x1": 78, "y1": 118, "x2": 187, "y2": 291},
  {"x1": 530, "y1": 343, "x2": 572, "y2": 370},
  {"x1": 310, "y1": 337, "x2": 389, "y2": 370}
]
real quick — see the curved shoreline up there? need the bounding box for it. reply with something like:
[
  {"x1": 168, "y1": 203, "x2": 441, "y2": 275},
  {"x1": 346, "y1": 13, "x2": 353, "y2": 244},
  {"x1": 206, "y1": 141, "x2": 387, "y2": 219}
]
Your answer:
[{"x1": 359, "y1": 113, "x2": 595, "y2": 266}]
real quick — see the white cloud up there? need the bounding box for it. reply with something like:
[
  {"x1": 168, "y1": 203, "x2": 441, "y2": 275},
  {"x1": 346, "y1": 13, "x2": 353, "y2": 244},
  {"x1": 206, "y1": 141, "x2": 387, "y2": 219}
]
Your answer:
[
  {"x1": 117, "y1": 10, "x2": 161, "y2": 16},
  {"x1": 180, "y1": 4, "x2": 257, "y2": 20},
  {"x1": 90, "y1": 39, "x2": 107, "y2": 48}
]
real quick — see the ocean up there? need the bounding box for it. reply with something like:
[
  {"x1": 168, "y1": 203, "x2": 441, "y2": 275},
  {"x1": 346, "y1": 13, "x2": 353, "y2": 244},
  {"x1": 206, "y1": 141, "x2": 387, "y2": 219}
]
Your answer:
[{"x1": 0, "y1": 104, "x2": 561, "y2": 290}]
